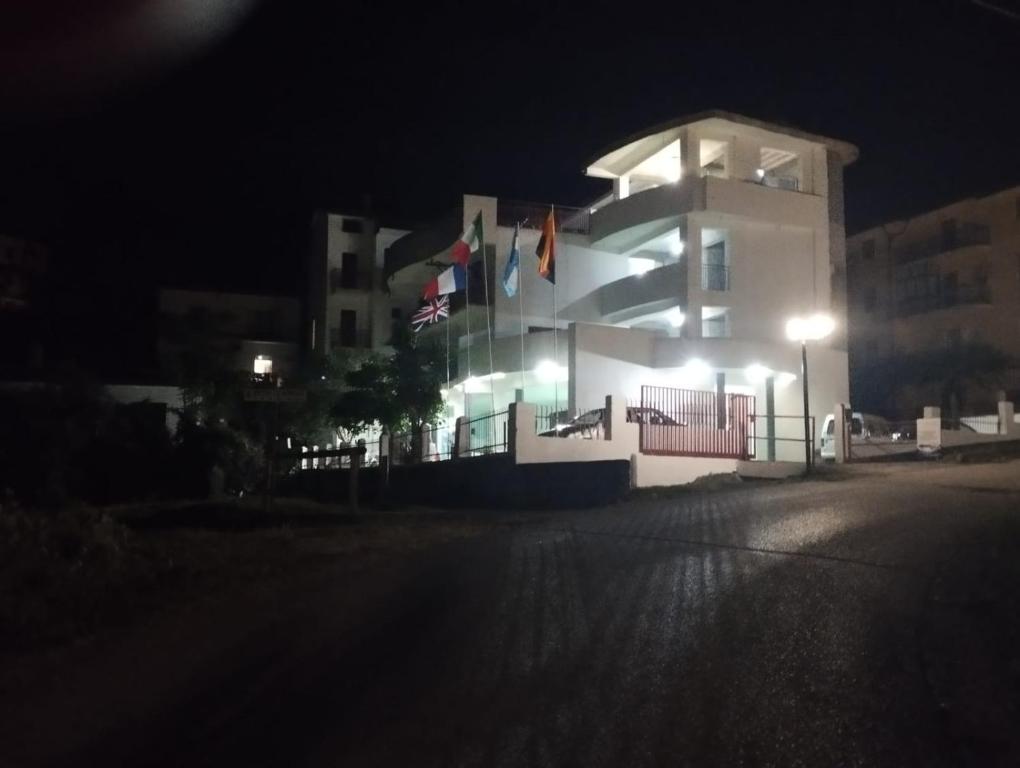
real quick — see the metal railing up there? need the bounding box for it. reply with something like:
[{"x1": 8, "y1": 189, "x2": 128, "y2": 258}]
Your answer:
[
  {"x1": 462, "y1": 410, "x2": 509, "y2": 456},
  {"x1": 639, "y1": 385, "x2": 755, "y2": 459},
  {"x1": 535, "y1": 403, "x2": 608, "y2": 439},
  {"x1": 422, "y1": 424, "x2": 454, "y2": 462},
  {"x1": 759, "y1": 174, "x2": 800, "y2": 191},
  {"x1": 893, "y1": 223, "x2": 991, "y2": 263},
  {"x1": 496, "y1": 200, "x2": 591, "y2": 235},
  {"x1": 895, "y1": 283, "x2": 991, "y2": 317},
  {"x1": 701, "y1": 263, "x2": 730, "y2": 291},
  {"x1": 747, "y1": 414, "x2": 815, "y2": 462}
]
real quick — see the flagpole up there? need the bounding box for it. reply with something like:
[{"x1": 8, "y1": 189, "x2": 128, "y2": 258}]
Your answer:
[
  {"x1": 464, "y1": 244, "x2": 471, "y2": 420},
  {"x1": 551, "y1": 205, "x2": 559, "y2": 417},
  {"x1": 517, "y1": 222, "x2": 526, "y2": 400},
  {"x1": 480, "y1": 215, "x2": 496, "y2": 417}
]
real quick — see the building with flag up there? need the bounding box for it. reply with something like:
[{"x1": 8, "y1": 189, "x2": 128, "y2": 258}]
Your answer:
[{"x1": 379, "y1": 111, "x2": 858, "y2": 457}]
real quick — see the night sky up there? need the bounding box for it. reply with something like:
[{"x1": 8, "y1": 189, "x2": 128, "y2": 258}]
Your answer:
[{"x1": 1, "y1": 0, "x2": 1019, "y2": 304}]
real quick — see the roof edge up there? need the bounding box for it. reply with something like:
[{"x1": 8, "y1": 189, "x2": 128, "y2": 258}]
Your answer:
[{"x1": 585, "y1": 110, "x2": 860, "y2": 172}]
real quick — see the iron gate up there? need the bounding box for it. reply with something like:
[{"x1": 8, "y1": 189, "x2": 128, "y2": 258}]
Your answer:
[{"x1": 639, "y1": 385, "x2": 755, "y2": 459}]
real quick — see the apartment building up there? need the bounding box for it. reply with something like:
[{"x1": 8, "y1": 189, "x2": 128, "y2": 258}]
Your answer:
[
  {"x1": 305, "y1": 210, "x2": 409, "y2": 356},
  {"x1": 384, "y1": 110, "x2": 858, "y2": 454},
  {"x1": 847, "y1": 185, "x2": 1020, "y2": 416},
  {"x1": 157, "y1": 288, "x2": 302, "y2": 382}
]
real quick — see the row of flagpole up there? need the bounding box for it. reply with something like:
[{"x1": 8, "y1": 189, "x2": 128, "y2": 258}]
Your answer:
[{"x1": 413, "y1": 205, "x2": 558, "y2": 420}]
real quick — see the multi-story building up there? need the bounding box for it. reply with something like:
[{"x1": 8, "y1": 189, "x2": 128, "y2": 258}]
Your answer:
[
  {"x1": 158, "y1": 288, "x2": 302, "y2": 382},
  {"x1": 847, "y1": 185, "x2": 1020, "y2": 417},
  {"x1": 305, "y1": 210, "x2": 409, "y2": 356},
  {"x1": 384, "y1": 110, "x2": 858, "y2": 455}
]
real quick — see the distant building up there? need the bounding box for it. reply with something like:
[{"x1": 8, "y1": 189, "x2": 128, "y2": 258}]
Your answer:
[
  {"x1": 847, "y1": 185, "x2": 1020, "y2": 416},
  {"x1": 157, "y1": 288, "x2": 301, "y2": 382}
]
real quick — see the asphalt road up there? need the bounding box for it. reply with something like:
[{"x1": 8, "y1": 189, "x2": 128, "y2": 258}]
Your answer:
[{"x1": 11, "y1": 461, "x2": 1020, "y2": 767}]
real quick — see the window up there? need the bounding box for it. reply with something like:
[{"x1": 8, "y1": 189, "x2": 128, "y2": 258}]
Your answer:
[
  {"x1": 339, "y1": 309, "x2": 357, "y2": 348},
  {"x1": 253, "y1": 355, "x2": 273, "y2": 376},
  {"x1": 701, "y1": 306, "x2": 730, "y2": 338},
  {"x1": 340, "y1": 252, "x2": 359, "y2": 289},
  {"x1": 341, "y1": 218, "x2": 363, "y2": 234},
  {"x1": 861, "y1": 239, "x2": 875, "y2": 260},
  {"x1": 701, "y1": 232, "x2": 728, "y2": 291},
  {"x1": 390, "y1": 307, "x2": 402, "y2": 320}
]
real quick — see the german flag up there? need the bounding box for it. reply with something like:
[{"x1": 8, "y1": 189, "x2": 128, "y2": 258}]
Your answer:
[{"x1": 536, "y1": 208, "x2": 556, "y2": 283}]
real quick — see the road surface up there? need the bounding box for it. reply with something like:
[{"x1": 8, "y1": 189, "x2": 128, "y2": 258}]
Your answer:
[{"x1": 4, "y1": 461, "x2": 1020, "y2": 767}]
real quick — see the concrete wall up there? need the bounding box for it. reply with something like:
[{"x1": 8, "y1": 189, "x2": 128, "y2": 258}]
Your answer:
[{"x1": 631, "y1": 454, "x2": 738, "y2": 488}]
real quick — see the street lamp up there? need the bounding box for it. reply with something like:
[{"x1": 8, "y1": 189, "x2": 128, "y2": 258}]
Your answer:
[{"x1": 785, "y1": 314, "x2": 836, "y2": 471}]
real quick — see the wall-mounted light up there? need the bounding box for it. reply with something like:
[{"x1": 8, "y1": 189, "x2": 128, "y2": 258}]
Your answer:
[{"x1": 534, "y1": 359, "x2": 568, "y2": 382}]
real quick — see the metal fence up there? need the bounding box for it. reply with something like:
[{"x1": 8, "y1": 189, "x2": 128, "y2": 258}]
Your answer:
[
  {"x1": 701, "y1": 263, "x2": 729, "y2": 291},
  {"x1": 462, "y1": 410, "x2": 510, "y2": 456},
  {"x1": 747, "y1": 414, "x2": 815, "y2": 462},
  {"x1": 535, "y1": 403, "x2": 610, "y2": 440},
  {"x1": 639, "y1": 385, "x2": 754, "y2": 459},
  {"x1": 496, "y1": 200, "x2": 591, "y2": 235}
]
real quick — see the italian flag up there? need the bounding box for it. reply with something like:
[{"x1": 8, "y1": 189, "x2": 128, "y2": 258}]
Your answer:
[{"x1": 451, "y1": 211, "x2": 483, "y2": 266}]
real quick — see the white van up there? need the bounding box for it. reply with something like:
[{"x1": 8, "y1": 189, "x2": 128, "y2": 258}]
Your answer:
[{"x1": 820, "y1": 411, "x2": 865, "y2": 460}]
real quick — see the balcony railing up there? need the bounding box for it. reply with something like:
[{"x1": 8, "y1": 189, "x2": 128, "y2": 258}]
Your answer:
[
  {"x1": 701, "y1": 263, "x2": 730, "y2": 291},
  {"x1": 895, "y1": 283, "x2": 992, "y2": 317},
  {"x1": 329, "y1": 328, "x2": 372, "y2": 349},
  {"x1": 496, "y1": 200, "x2": 591, "y2": 235},
  {"x1": 893, "y1": 223, "x2": 991, "y2": 263}
]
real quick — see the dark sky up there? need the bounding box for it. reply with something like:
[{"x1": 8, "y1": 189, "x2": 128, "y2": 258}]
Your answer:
[{"x1": 1, "y1": 0, "x2": 1019, "y2": 301}]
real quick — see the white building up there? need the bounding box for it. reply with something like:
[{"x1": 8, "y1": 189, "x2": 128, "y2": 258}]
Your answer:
[{"x1": 383, "y1": 111, "x2": 858, "y2": 459}]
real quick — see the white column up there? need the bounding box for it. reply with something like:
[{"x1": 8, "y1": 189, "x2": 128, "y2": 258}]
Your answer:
[{"x1": 614, "y1": 175, "x2": 630, "y2": 200}]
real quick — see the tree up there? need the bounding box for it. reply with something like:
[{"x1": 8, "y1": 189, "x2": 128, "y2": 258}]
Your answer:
[{"x1": 332, "y1": 325, "x2": 445, "y2": 436}]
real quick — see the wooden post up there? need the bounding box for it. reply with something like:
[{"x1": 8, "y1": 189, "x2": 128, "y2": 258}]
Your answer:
[{"x1": 349, "y1": 448, "x2": 360, "y2": 512}]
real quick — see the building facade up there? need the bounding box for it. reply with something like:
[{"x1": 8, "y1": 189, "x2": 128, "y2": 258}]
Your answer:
[
  {"x1": 384, "y1": 111, "x2": 858, "y2": 458},
  {"x1": 847, "y1": 185, "x2": 1020, "y2": 417},
  {"x1": 158, "y1": 288, "x2": 302, "y2": 382},
  {"x1": 305, "y1": 210, "x2": 409, "y2": 357}
]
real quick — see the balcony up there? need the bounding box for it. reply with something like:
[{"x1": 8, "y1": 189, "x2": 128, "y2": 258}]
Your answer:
[
  {"x1": 329, "y1": 328, "x2": 372, "y2": 349},
  {"x1": 893, "y1": 223, "x2": 991, "y2": 264},
  {"x1": 701, "y1": 263, "x2": 729, "y2": 291},
  {"x1": 895, "y1": 283, "x2": 992, "y2": 317}
]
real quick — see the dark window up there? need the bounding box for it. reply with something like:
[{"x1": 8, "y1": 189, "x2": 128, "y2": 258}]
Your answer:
[
  {"x1": 339, "y1": 309, "x2": 357, "y2": 347},
  {"x1": 340, "y1": 252, "x2": 359, "y2": 289},
  {"x1": 941, "y1": 219, "x2": 957, "y2": 250},
  {"x1": 861, "y1": 239, "x2": 875, "y2": 260},
  {"x1": 390, "y1": 307, "x2": 402, "y2": 320},
  {"x1": 341, "y1": 218, "x2": 363, "y2": 234}
]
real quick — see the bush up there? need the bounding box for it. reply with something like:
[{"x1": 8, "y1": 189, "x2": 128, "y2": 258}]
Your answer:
[{"x1": 0, "y1": 492, "x2": 135, "y2": 650}]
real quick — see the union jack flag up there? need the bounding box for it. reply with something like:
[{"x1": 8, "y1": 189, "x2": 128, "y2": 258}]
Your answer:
[{"x1": 410, "y1": 295, "x2": 450, "y2": 333}]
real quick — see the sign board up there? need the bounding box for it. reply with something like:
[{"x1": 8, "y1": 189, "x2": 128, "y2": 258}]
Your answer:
[
  {"x1": 917, "y1": 417, "x2": 941, "y2": 454},
  {"x1": 243, "y1": 388, "x2": 307, "y2": 403}
]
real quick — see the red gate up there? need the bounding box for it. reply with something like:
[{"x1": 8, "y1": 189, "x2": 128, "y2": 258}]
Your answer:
[{"x1": 638, "y1": 385, "x2": 754, "y2": 459}]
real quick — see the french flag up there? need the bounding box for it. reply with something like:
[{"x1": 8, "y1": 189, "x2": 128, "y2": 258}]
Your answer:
[{"x1": 422, "y1": 264, "x2": 466, "y2": 300}]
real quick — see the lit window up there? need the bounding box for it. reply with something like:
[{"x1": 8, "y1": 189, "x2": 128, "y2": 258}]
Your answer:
[{"x1": 253, "y1": 355, "x2": 273, "y2": 375}]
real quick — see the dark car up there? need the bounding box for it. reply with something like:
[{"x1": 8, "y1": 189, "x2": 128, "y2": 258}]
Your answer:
[{"x1": 539, "y1": 406, "x2": 677, "y2": 439}]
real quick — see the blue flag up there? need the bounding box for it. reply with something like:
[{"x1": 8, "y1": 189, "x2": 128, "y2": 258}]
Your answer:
[{"x1": 502, "y1": 223, "x2": 520, "y2": 297}]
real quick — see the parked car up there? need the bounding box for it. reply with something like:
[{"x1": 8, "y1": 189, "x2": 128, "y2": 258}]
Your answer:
[
  {"x1": 819, "y1": 411, "x2": 866, "y2": 460},
  {"x1": 539, "y1": 406, "x2": 677, "y2": 439}
]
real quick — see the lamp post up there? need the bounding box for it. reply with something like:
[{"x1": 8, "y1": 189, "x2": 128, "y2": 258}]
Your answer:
[{"x1": 785, "y1": 314, "x2": 835, "y2": 472}]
